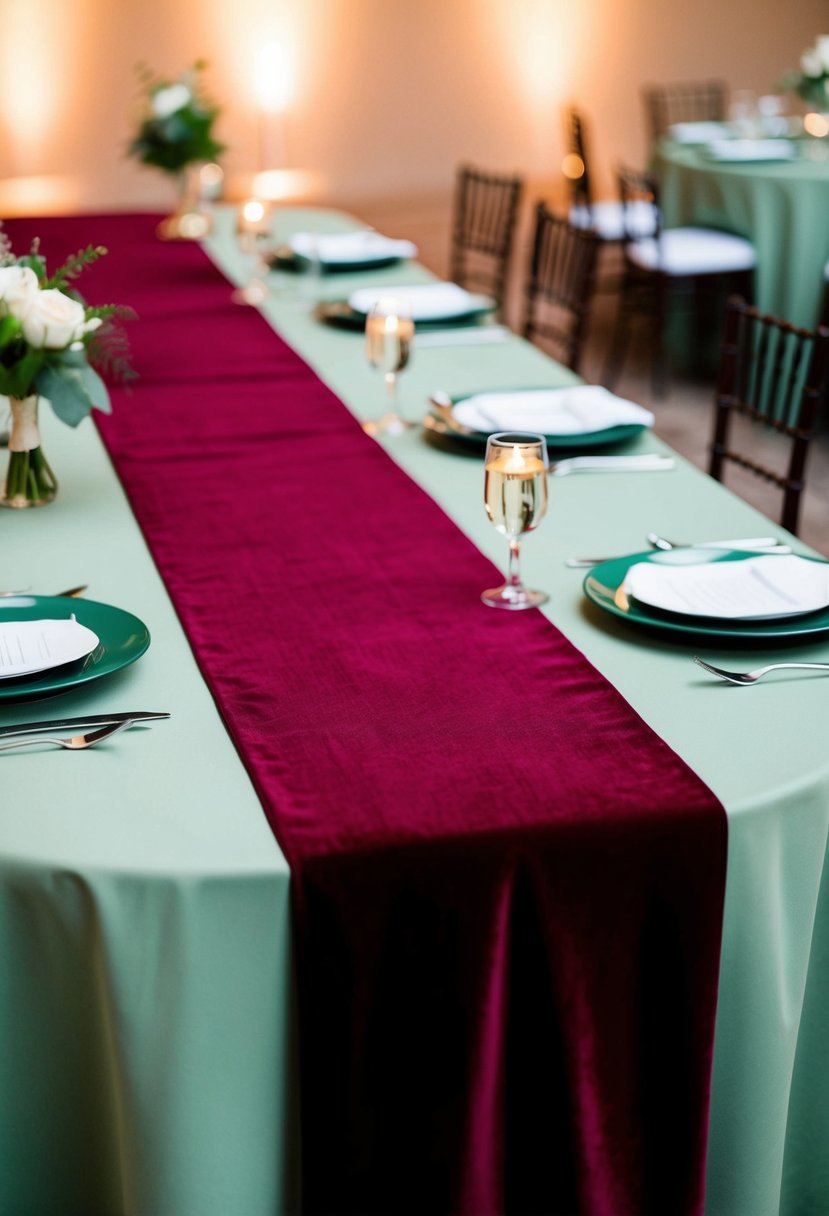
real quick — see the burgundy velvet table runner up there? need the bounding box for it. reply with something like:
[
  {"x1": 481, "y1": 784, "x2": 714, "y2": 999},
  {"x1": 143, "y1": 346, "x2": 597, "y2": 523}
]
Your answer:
[{"x1": 8, "y1": 215, "x2": 727, "y2": 1215}]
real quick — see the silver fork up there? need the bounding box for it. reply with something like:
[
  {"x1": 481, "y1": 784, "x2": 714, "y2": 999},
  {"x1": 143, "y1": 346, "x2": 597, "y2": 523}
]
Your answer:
[
  {"x1": 0, "y1": 719, "x2": 135, "y2": 752},
  {"x1": 693, "y1": 656, "x2": 829, "y2": 685}
]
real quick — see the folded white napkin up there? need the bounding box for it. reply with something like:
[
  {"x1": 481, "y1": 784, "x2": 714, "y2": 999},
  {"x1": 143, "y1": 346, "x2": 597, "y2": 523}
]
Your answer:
[
  {"x1": 348, "y1": 282, "x2": 490, "y2": 320},
  {"x1": 451, "y1": 386, "x2": 654, "y2": 436},
  {"x1": 624, "y1": 554, "x2": 829, "y2": 619},
  {"x1": 0, "y1": 616, "x2": 99, "y2": 679},
  {"x1": 289, "y1": 231, "x2": 417, "y2": 264},
  {"x1": 668, "y1": 121, "x2": 730, "y2": 143},
  {"x1": 705, "y1": 139, "x2": 796, "y2": 162}
]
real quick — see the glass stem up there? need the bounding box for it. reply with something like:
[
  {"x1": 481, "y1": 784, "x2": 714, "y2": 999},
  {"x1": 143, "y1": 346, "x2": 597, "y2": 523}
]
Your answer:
[
  {"x1": 385, "y1": 371, "x2": 398, "y2": 417},
  {"x1": 507, "y1": 537, "x2": 523, "y2": 590}
]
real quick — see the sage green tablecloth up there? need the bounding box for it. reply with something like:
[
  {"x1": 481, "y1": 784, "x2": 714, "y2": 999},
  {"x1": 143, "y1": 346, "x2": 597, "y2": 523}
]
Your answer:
[
  {"x1": 1, "y1": 206, "x2": 829, "y2": 1216},
  {"x1": 655, "y1": 137, "x2": 829, "y2": 328}
]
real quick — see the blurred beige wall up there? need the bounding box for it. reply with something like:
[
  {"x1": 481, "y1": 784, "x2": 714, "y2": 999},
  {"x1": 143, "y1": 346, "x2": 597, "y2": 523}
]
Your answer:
[{"x1": 0, "y1": 0, "x2": 825, "y2": 271}]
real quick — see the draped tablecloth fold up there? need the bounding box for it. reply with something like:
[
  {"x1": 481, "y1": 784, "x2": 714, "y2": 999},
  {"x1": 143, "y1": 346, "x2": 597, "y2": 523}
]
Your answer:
[{"x1": 6, "y1": 215, "x2": 726, "y2": 1215}]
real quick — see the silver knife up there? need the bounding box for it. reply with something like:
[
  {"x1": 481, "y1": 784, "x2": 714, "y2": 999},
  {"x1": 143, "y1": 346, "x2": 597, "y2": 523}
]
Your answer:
[{"x1": 0, "y1": 711, "x2": 170, "y2": 738}]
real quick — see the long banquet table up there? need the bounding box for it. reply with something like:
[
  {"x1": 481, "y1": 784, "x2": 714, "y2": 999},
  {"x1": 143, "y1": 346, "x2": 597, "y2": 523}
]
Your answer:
[{"x1": 2, "y1": 206, "x2": 829, "y2": 1216}]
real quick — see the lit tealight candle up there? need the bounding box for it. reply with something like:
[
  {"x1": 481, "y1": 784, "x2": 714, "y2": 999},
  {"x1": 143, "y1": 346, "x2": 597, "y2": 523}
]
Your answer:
[
  {"x1": 237, "y1": 198, "x2": 269, "y2": 235},
  {"x1": 506, "y1": 443, "x2": 528, "y2": 473},
  {"x1": 804, "y1": 111, "x2": 829, "y2": 139},
  {"x1": 490, "y1": 443, "x2": 545, "y2": 476}
]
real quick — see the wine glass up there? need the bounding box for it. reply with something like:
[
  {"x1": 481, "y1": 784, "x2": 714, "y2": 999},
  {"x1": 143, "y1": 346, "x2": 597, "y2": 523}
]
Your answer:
[
  {"x1": 363, "y1": 296, "x2": 414, "y2": 435},
  {"x1": 481, "y1": 432, "x2": 549, "y2": 609},
  {"x1": 232, "y1": 199, "x2": 272, "y2": 306}
]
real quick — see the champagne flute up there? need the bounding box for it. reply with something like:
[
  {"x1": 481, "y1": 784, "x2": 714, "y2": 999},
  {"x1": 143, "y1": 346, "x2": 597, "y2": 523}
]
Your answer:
[
  {"x1": 363, "y1": 296, "x2": 414, "y2": 435},
  {"x1": 232, "y1": 199, "x2": 271, "y2": 306},
  {"x1": 482, "y1": 432, "x2": 549, "y2": 609}
]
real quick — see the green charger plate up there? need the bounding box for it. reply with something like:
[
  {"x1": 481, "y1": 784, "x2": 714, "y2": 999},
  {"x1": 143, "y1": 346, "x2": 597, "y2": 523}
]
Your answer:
[
  {"x1": 0, "y1": 596, "x2": 150, "y2": 702},
  {"x1": 266, "y1": 247, "x2": 408, "y2": 275},
  {"x1": 314, "y1": 297, "x2": 496, "y2": 331},
  {"x1": 432, "y1": 388, "x2": 652, "y2": 451},
  {"x1": 583, "y1": 549, "x2": 829, "y2": 641}
]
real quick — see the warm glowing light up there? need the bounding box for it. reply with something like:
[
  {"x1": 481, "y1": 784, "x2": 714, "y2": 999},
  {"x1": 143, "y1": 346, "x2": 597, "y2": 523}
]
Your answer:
[
  {"x1": 804, "y1": 111, "x2": 829, "y2": 138},
  {"x1": 255, "y1": 40, "x2": 292, "y2": 113},
  {"x1": 251, "y1": 168, "x2": 324, "y2": 201},
  {"x1": 487, "y1": 0, "x2": 590, "y2": 110},
  {"x1": 242, "y1": 198, "x2": 266, "y2": 225},
  {"x1": 1, "y1": 0, "x2": 70, "y2": 155},
  {"x1": 562, "y1": 153, "x2": 585, "y2": 181},
  {"x1": 0, "y1": 175, "x2": 87, "y2": 216}
]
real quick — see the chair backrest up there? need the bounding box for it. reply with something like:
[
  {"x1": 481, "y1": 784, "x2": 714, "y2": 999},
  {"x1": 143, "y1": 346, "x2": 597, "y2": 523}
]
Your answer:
[
  {"x1": 709, "y1": 297, "x2": 829, "y2": 535},
  {"x1": 521, "y1": 202, "x2": 600, "y2": 373},
  {"x1": 565, "y1": 108, "x2": 595, "y2": 215},
  {"x1": 642, "y1": 79, "x2": 728, "y2": 143},
  {"x1": 615, "y1": 164, "x2": 661, "y2": 244},
  {"x1": 450, "y1": 164, "x2": 523, "y2": 312}
]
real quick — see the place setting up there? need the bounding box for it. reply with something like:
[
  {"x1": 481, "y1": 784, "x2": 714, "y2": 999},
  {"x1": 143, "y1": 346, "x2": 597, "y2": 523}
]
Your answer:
[
  {"x1": 265, "y1": 228, "x2": 418, "y2": 274},
  {"x1": 424, "y1": 382, "x2": 656, "y2": 452},
  {"x1": 0, "y1": 591, "x2": 168, "y2": 748},
  {"x1": 581, "y1": 543, "x2": 829, "y2": 643},
  {"x1": 314, "y1": 279, "x2": 496, "y2": 332}
]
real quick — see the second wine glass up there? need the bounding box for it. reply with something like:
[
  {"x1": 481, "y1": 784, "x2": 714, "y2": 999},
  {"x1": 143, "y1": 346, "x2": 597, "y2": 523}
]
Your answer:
[
  {"x1": 481, "y1": 431, "x2": 549, "y2": 609},
  {"x1": 232, "y1": 199, "x2": 271, "y2": 306},
  {"x1": 363, "y1": 296, "x2": 414, "y2": 435}
]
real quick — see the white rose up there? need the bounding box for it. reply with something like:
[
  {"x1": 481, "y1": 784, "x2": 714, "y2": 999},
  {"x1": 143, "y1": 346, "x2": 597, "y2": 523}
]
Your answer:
[
  {"x1": 801, "y1": 48, "x2": 822, "y2": 77},
  {"x1": 0, "y1": 265, "x2": 39, "y2": 313},
  {"x1": 151, "y1": 83, "x2": 191, "y2": 120},
  {"x1": 817, "y1": 35, "x2": 829, "y2": 72},
  {"x1": 20, "y1": 289, "x2": 89, "y2": 349}
]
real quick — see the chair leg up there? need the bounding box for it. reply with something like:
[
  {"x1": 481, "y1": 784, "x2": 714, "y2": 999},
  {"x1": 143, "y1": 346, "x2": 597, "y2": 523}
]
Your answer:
[
  {"x1": 602, "y1": 285, "x2": 632, "y2": 389},
  {"x1": 651, "y1": 277, "x2": 669, "y2": 398}
]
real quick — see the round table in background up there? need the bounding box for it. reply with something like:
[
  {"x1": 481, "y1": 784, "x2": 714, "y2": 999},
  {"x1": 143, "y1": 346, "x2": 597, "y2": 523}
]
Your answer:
[{"x1": 655, "y1": 137, "x2": 829, "y2": 328}]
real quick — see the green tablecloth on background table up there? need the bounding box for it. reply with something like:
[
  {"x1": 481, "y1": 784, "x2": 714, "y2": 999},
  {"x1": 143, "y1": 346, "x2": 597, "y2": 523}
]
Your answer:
[
  {"x1": 1, "y1": 205, "x2": 828, "y2": 1216},
  {"x1": 655, "y1": 137, "x2": 829, "y2": 329}
]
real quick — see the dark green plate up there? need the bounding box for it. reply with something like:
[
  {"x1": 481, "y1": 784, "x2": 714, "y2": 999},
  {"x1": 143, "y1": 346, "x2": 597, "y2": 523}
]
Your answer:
[
  {"x1": 431, "y1": 388, "x2": 652, "y2": 451},
  {"x1": 583, "y1": 549, "x2": 829, "y2": 640},
  {"x1": 0, "y1": 596, "x2": 150, "y2": 701},
  {"x1": 314, "y1": 298, "x2": 496, "y2": 331},
  {"x1": 266, "y1": 247, "x2": 407, "y2": 274}
]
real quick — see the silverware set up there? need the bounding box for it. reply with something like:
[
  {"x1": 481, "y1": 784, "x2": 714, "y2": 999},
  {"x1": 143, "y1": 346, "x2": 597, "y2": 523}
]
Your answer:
[
  {"x1": 565, "y1": 534, "x2": 789, "y2": 567},
  {"x1": 0, "y1": 711, "x2": 170, "y2": 752}
]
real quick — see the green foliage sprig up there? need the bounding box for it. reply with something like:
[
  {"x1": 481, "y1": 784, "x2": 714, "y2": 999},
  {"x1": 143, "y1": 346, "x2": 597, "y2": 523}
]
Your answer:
[{"x1": 128, "y1": 60, "x2": 224, "y2": 175}]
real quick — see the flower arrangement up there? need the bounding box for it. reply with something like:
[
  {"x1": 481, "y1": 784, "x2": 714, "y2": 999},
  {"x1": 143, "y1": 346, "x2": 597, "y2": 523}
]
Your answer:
[
  {"x1": 128, "y1": 60, "x2": 224, "y2": 175},
  {"x1": 0, "y1": 231, "x2": 132, "y2": 506},
  {"x1": 780, "y1": 36, "x2": 829, "y2": 109}
]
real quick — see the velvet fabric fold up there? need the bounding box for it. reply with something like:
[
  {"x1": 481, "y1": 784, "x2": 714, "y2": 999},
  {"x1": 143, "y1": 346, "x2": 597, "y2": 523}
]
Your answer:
[{"x1": 6, "y1": 215, "x2": 727, "y2": 1215}]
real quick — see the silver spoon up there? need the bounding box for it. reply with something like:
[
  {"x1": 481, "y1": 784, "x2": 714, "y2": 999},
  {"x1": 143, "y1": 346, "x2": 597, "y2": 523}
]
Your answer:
[
  {"x1": 0, "y1": 719, "x2": 135, "y2": 752},
  {"x1": 693, "y1": 656, "x2": 829, "y2": 685},
  {"x1": 647, "y1": 532, "x2": 786, "y2": 552}
]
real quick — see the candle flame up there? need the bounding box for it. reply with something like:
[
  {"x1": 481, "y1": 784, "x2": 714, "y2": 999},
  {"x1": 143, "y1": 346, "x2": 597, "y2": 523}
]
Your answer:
[{"x1": 506, "y1": 443, "x2": 526, "y2": 472}]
